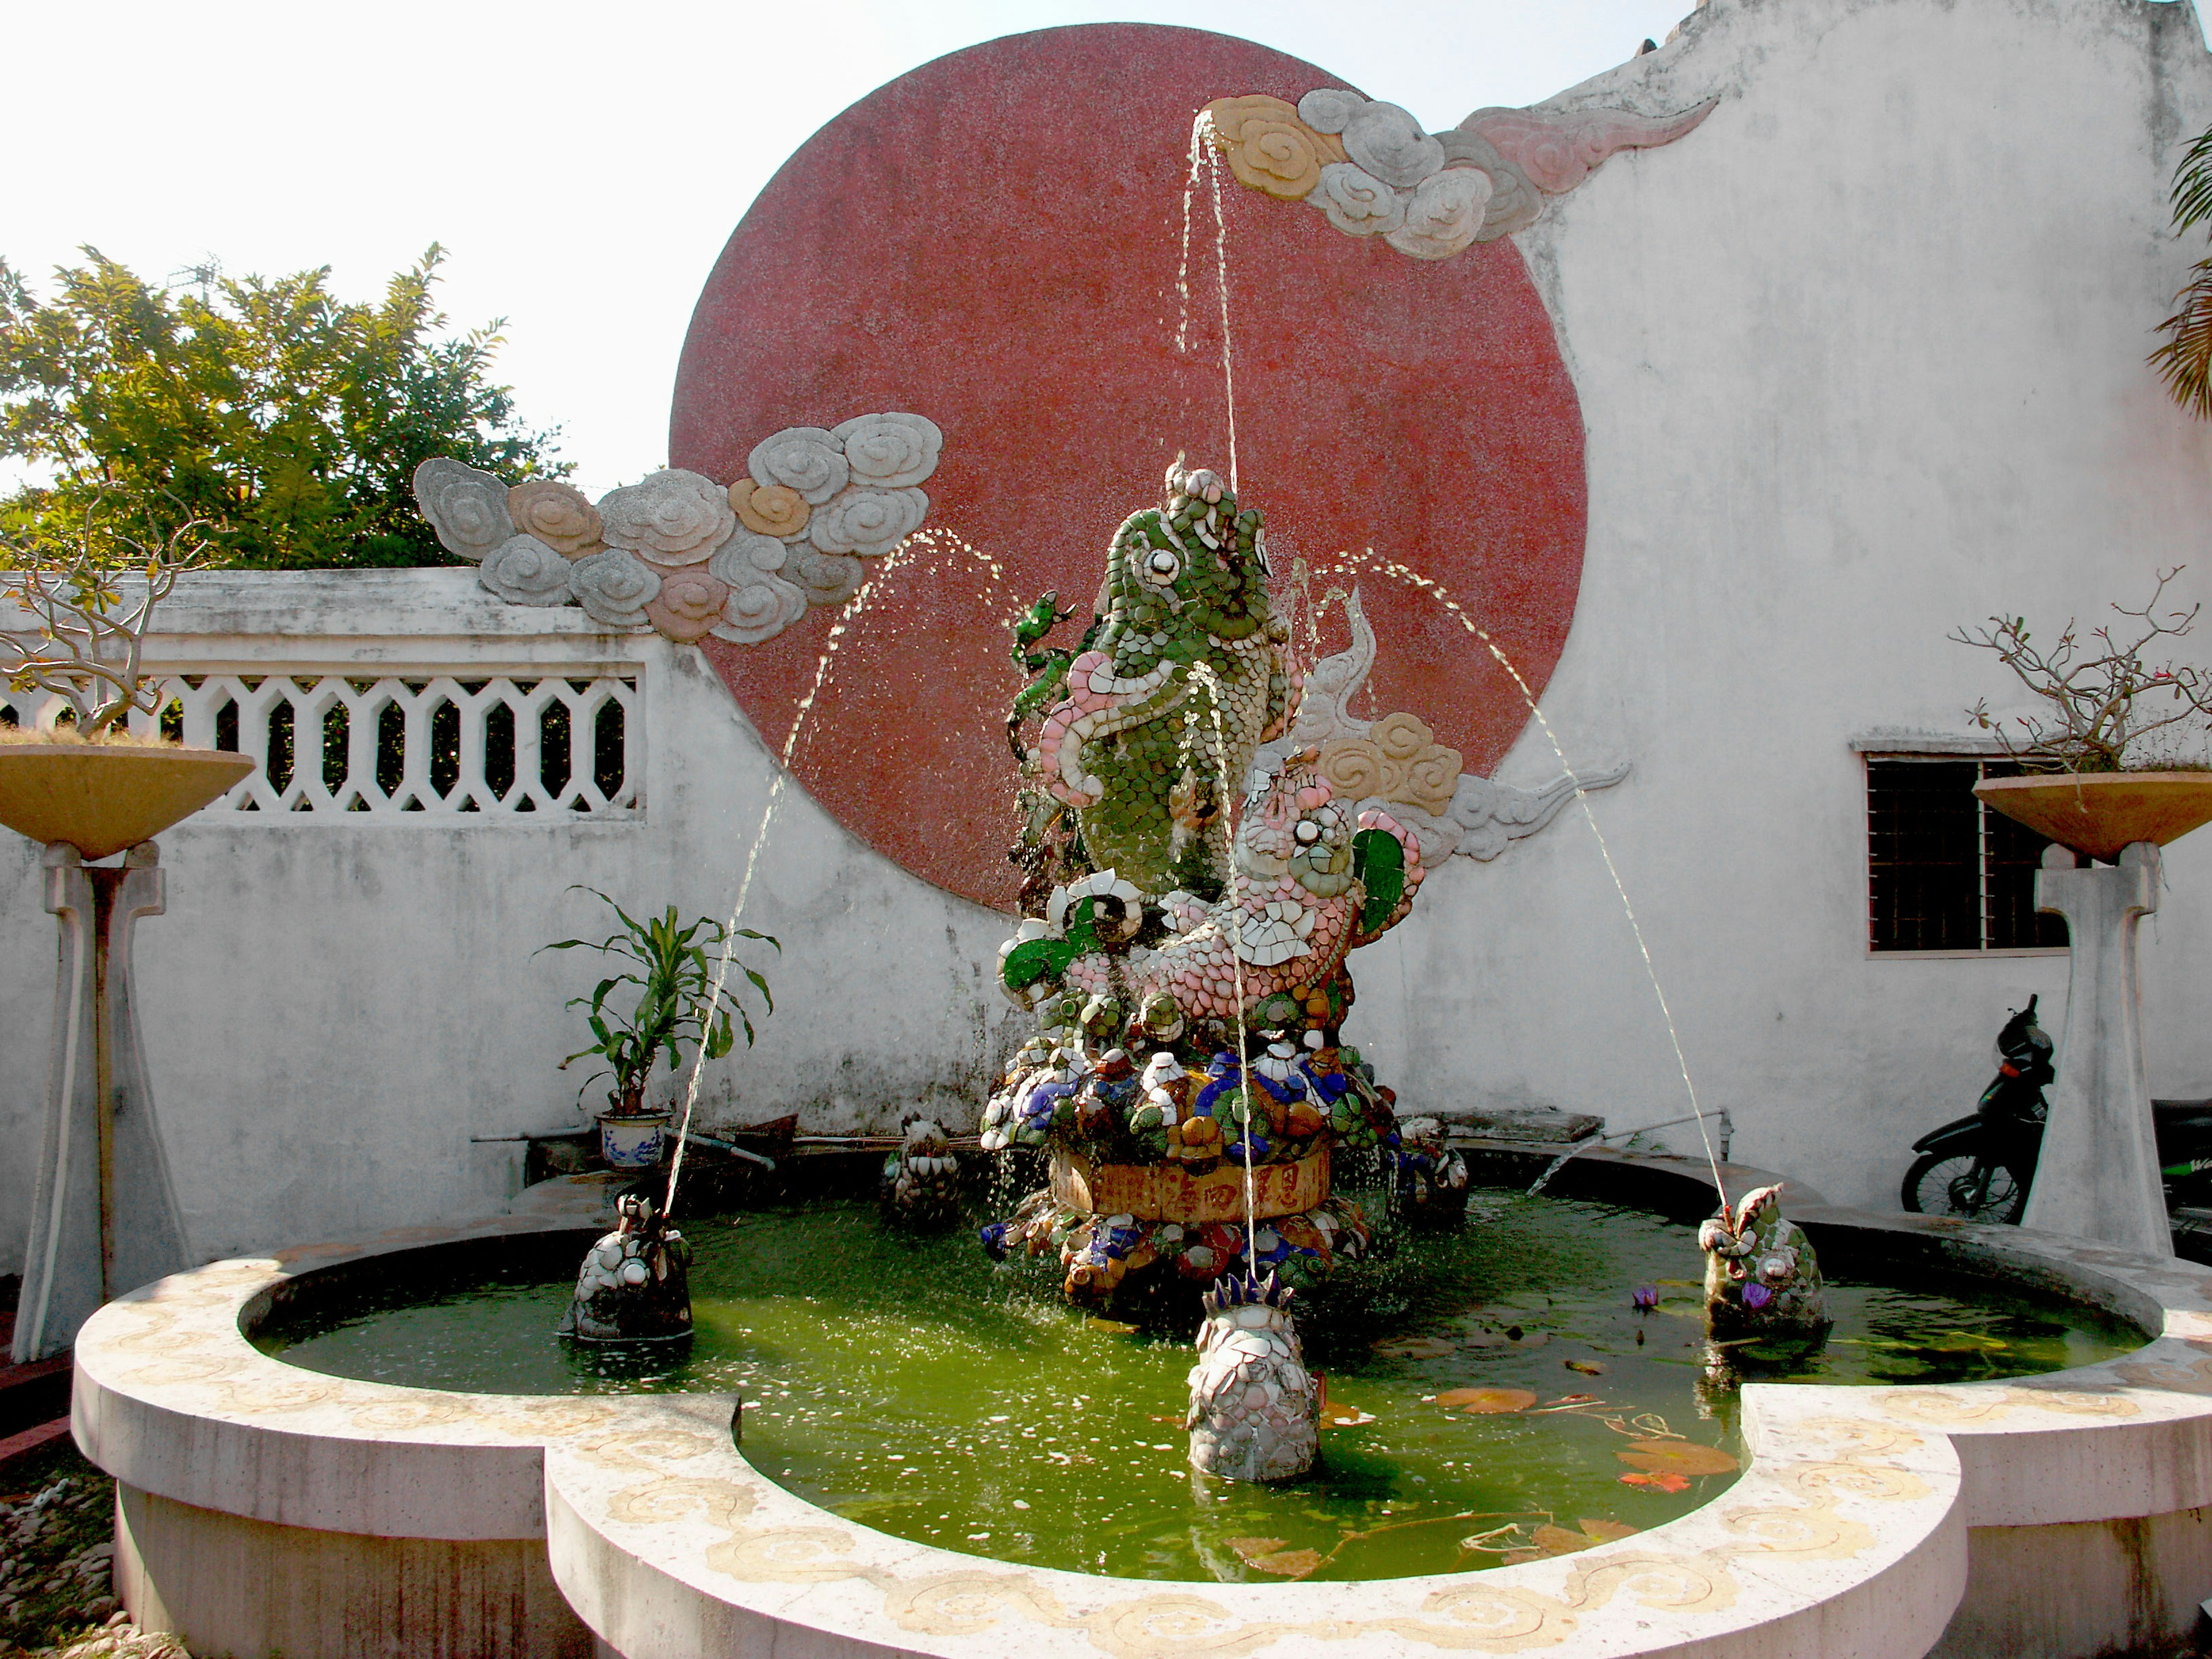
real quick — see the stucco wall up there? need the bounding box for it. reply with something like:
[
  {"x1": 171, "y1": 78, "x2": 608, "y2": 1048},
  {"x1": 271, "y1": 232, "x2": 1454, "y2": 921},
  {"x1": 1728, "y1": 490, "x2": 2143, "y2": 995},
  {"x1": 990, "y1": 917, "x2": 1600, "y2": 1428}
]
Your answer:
[
  {"x1": 1372, "y1": 0, "x2": 2212, "y2": 1207},
  {"x1": 7, "y1": 0, "x2": 2212, "y2": 1271},
  {"x1": 0, "y1": 578, "x2": 1021, "y2": 1267}
]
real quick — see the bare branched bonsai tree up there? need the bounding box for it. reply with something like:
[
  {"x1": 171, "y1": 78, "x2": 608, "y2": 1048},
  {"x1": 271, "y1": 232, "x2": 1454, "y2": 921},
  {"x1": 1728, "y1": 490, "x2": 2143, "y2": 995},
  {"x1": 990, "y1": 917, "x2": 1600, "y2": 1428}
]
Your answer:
[
  {"x1": 0, "y1": 501, "x2": 209, "y2": 737},
  {"x1": 1952, "y1": 568, "x2": 2212, "y2": 772}
]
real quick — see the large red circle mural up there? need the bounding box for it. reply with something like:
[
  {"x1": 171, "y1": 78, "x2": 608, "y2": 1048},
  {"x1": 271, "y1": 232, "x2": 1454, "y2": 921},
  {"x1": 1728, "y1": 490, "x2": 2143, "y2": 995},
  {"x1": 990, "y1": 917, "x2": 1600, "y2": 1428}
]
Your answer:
[{"x1": 671, "y1": 24, "x2": 1585, "y2": 911}]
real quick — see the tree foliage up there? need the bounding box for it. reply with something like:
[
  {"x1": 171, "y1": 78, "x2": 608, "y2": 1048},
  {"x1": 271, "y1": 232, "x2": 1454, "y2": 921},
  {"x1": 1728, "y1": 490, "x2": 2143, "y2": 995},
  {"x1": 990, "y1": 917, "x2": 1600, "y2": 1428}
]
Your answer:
[{"x1": 0, "y1": 245, "x2": 564, "y2": 569}]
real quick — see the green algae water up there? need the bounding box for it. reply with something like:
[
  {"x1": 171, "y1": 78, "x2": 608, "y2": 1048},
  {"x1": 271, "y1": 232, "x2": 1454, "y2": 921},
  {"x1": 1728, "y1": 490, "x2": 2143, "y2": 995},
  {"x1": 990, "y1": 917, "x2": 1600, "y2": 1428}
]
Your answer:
[{"x1": 257, "y1": 1191, "x2": 2142, "y2": 1584}]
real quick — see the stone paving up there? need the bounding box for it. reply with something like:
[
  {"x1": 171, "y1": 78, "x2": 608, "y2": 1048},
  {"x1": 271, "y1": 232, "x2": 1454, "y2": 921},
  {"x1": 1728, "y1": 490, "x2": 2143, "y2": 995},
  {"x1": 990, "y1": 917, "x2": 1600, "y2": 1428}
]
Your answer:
[{"x1": 0, "y1": 1450, "x2": 186, "y2": 1659}]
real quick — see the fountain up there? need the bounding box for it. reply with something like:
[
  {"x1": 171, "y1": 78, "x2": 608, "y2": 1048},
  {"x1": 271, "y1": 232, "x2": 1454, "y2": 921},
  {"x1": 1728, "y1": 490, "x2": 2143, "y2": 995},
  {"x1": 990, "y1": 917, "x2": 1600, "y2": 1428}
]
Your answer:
[{"x1": 48, "y1": 17, "x2": 2212, "y2": 1659}]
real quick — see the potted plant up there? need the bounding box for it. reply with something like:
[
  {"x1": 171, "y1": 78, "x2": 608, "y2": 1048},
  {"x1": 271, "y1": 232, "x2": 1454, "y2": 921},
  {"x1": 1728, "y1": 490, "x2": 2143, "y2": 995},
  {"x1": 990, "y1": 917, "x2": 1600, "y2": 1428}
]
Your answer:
[
  {"x1": 542, "y1": 888, "x2": 777, "y2": 1171},
  {"x1": 1954, "y1": 569, "x2": 2212, "y2": 859},
  {"x1": 0, "y1": 505, "x2": 253, "y2": 853}
]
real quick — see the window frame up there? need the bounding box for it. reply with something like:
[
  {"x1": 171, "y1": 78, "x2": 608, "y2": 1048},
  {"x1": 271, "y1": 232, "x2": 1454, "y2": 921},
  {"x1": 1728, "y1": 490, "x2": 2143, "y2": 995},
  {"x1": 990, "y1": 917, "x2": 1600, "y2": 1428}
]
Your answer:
[{"x1": 1859, "y1": 747, "x2": 2070, "y2": 960}]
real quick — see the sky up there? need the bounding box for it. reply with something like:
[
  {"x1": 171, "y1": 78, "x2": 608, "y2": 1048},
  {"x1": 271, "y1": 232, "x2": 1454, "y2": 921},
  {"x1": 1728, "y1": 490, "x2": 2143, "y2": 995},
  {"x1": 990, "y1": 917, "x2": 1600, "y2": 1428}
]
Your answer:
[{"x1": 9, "y1": 1, "x2": 1715, "y2": 491}]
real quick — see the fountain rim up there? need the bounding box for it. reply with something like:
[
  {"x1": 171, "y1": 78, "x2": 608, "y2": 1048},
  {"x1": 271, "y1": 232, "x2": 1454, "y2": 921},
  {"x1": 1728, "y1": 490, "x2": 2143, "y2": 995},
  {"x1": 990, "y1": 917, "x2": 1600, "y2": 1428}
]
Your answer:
[{"x1": 69, "y1": 1152, "x2": 2212, "y2": 1659}]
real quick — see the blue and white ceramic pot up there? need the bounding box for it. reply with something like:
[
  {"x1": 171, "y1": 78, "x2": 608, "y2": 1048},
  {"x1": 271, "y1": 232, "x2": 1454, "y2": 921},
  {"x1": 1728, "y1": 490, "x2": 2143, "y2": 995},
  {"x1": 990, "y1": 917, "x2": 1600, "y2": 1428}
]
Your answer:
[{"x1": 598, "y1": 1112, "x2": 672, "y2": 1171}]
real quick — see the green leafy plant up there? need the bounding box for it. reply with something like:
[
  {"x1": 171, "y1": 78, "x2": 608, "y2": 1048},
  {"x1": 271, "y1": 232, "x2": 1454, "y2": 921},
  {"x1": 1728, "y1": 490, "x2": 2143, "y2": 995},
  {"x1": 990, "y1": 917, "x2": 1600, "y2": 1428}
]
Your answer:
[
  {"x1": 1952, "y1": 568, "x2": 2212, "y2": 772},
  {"x1": 541, "y1": 888, "x2": 777, "y2": 1116}
]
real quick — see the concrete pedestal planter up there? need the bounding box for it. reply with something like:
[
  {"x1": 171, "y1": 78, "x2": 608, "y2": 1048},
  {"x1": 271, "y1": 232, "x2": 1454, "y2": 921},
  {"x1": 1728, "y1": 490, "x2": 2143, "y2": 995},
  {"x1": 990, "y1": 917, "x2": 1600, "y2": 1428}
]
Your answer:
[
  {"x1": 1972, "y1": 771, "x2": 2212, "y2": 863},
  {"x1": 1975, "y1": 775, "x2": 2212, "y2": 1258},
  {"x1": 0, "y1": 744, "x2": 254, "y2": 862},
  {"x1": 597, "y1": 1112, "x2": 672, "y2": 1171},
  {"x1": 1, "y1": 743, "x2": 255, "y2": 1362}
]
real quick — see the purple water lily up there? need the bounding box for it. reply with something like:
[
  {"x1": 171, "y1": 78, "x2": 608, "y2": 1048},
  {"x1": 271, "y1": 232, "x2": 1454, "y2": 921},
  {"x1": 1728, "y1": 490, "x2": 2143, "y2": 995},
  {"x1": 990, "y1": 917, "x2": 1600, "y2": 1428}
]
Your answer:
[
  {"x1": 1631, "y1": 1285, "x2": 1659, "y2": 1311},
  {"x1": 1742, "y1": 1281, "x2": 1774, "y2": 1310}
]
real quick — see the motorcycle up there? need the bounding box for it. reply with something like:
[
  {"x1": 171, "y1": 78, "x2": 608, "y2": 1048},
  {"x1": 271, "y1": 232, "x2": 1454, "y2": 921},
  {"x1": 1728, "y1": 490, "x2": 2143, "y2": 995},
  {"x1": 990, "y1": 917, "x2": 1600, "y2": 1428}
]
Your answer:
[
  {"x1": 1902, "y1": 996, "x2": 2212, "y2": 1248},
  {"x1": 1900, "y1": 997, "x2": 2052, "y2": 1224}
]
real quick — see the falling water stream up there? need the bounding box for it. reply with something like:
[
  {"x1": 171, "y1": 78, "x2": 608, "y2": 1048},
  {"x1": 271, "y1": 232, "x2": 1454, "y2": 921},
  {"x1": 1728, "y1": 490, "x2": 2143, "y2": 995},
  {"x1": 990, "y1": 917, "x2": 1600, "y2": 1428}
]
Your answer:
[{"x1": 661, "y1": 531, "x2": 1007, "y2": 1211}]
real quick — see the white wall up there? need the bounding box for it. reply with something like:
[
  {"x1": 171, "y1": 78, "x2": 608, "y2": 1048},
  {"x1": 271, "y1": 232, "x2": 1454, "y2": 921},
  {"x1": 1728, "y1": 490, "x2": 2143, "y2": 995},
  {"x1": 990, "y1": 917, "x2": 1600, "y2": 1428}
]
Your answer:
[
  {"x1": 0, "y1": 577, "x2": 1022, "y2": 1267},
  {"x1": 7, "y1": 0, "x2": 2212, "y2": 1268},
  {"x1": 1375, "y1": 0, "x2": 2212, "y2": 1207}
]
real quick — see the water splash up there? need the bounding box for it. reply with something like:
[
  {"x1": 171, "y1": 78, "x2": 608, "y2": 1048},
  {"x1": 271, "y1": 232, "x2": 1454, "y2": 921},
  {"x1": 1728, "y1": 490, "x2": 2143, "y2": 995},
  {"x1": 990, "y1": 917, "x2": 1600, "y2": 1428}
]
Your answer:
[
  {"x1": 1189, "y1": 661, "x2": 1257, "y2": 1259},
  {"x1": 664, "y1": 536, "x2": 942, "y2": 1212},
  {"x1": 1178, "y1": 112, "x2": 1241, "y2": 496},
  {"x1": 1348, "y1": 549, "x2": 1727, "y2": 1209}
]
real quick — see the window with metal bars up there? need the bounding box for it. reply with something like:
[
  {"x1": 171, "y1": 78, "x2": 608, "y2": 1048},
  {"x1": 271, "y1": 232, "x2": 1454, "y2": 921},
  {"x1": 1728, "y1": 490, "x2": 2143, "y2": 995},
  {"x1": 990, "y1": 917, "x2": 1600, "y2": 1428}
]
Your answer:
[{"x1": 1866, "y1": 757, "x2": 2069, "y2": 953}]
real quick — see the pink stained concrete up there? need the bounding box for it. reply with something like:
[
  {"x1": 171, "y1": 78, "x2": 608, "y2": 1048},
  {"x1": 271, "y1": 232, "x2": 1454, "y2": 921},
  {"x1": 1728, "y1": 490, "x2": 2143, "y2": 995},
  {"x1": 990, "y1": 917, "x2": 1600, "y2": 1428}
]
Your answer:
[{"x1": 672, "y1": 24, "x2": 1586, "y2": 909}]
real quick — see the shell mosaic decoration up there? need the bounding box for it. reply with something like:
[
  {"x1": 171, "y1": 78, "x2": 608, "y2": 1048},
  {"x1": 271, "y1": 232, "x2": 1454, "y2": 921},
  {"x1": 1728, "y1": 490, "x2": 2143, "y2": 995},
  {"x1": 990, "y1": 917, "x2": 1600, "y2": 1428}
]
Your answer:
[
  {"x1": 1204, "y1": 88, "x2": 1718, "y2": 260},
  {"x1": 1391, "y1": 1115, "x2": 1472, "y2": 1224},
  {"x1": 880, "y1": 1116, "x2": 962, "y2": 1229},
  {"x1": 1699, "y1": 1184, "x2": 1830, "y2": 1342},
  {"x1": 1185, "y1": 1271, "x2": 1320, "y2": 1483},
  {"x1": 409, "y1": 411, "x2": 941, "y2": 646},
  {"x1": 559, "y1": 1194, "x2": 693, "y2": 1343}
]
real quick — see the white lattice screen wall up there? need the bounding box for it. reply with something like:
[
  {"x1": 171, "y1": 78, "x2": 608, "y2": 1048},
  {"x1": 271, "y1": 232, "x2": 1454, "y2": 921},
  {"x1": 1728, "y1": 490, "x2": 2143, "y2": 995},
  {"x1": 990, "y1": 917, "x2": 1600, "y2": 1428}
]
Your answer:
[{"x1": 0, "y1": 673, "x2": 641, "y2": 818}]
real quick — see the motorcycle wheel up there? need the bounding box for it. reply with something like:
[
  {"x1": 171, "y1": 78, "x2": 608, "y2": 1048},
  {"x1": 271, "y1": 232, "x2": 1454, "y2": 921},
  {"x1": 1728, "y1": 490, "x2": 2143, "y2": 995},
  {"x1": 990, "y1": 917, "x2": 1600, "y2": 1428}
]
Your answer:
[{"x1": 1900, "y1": 1151, "x2": 2029, "y2": 1224}]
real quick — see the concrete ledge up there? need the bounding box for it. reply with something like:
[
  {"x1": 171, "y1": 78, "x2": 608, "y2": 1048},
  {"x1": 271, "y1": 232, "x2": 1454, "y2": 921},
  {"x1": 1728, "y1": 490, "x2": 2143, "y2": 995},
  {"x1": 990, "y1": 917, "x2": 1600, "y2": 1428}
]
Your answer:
[{"x1": 116, "y1": 1482, "x2": 593, "y2": 1659}]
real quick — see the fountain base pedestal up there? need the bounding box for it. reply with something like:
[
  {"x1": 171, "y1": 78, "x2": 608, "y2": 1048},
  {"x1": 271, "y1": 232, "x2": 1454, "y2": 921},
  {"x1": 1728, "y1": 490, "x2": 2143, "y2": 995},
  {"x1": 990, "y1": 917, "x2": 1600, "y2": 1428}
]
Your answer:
[{"x1": 1050, "y1": 1146, "x2": 1330, "y2": 1224}]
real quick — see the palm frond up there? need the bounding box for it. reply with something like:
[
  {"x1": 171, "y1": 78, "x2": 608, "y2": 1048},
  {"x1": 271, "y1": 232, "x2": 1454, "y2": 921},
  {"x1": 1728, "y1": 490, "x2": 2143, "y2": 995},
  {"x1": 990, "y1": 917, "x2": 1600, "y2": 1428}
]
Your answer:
[{"x1": 2152, "y1": 259, "x2": 2212, "y2": 418}]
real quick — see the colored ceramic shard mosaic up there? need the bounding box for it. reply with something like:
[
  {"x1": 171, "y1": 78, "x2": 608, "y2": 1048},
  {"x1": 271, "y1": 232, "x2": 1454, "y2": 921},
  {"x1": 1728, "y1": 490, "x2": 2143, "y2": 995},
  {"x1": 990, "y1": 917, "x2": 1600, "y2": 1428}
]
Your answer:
[{"x1": 983, "y1": 464, "x2": 1448, "y2": 1307}]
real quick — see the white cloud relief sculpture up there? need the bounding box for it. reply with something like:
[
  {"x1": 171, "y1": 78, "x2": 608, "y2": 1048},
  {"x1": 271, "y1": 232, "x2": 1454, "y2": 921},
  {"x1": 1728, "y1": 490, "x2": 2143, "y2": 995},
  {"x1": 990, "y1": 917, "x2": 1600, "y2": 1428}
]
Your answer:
[
  {"x1": 1202, "y1": 85, "x2": 1717, "y2": 261},
  {"x1": 411, "y1": 412, "x2": 944, "y2": 647}
]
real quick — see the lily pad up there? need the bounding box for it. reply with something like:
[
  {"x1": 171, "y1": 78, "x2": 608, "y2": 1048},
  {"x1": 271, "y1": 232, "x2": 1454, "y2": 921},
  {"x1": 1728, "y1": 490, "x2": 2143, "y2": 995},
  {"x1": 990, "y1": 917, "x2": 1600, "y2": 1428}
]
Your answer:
[
  {"x1": 1247, "y1": 1547, "x2": 1322, "y2": 1578},
  {"x1": 1565, "y1": 1359, "x2": 1605, "y2": 1376},
  {"x1": 1372, "y1": 1336, "x2": 1457, "y2": 1359},
  {"x1": 1085, "y1": 1316, "x2": 1138, "y2": 1334},
  {"x1": 1227, "y1": 1536, "x2": 1287, "y2": 1565},
  {"x1": 1530, "y1": 1524, "x2": 1597, "y2": 1558},
  {"x1": 1226, "y1": 1537, "x2": 1320, "y2": 1577},
  {"x1": 1436, "y1": 1387, "x2": 1538, "y2": 1415},
  {"x1": 1319, "y1": 1399, "x2": 1377, "y2": 1427},
  {"x1": 1578, "y1": 1518, "x2": 1641, "y2": 1543},
  {"x1": 1617, "y1": 1440, "x2": 1739, "y2": 1477}
]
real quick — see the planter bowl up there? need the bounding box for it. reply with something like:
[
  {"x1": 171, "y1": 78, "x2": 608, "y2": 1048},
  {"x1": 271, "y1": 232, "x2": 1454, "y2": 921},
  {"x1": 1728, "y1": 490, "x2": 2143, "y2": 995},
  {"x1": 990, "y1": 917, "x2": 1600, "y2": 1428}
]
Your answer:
[
  {"x1": 1974, "y1": 771, "x2": 2212, "y2": 862},
  {"x1": 598, "y1": 1112, "x2": 672, "y2": 1171},
  {"x1": 0, "y1": 744, "x2": 255, "y2": 860}
]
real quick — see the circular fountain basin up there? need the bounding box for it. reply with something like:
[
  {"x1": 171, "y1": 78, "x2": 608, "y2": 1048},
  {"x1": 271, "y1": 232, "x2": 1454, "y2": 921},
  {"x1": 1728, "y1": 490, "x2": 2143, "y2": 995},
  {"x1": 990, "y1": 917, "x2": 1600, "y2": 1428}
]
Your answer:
[
  {"x1": 67, "y1": 1149, "x2": 2212, "y2": 1659},
  {"x1": 251, "y1": 1190, "x2": 2140, "y2": 1585}
]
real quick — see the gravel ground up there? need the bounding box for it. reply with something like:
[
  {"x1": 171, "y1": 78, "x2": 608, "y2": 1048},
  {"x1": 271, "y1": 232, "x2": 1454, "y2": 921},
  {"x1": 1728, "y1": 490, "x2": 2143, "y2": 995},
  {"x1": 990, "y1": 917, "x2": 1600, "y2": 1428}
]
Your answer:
[{"x1": 0, "y1": 1444, "x2": 187, "y2": 1658}]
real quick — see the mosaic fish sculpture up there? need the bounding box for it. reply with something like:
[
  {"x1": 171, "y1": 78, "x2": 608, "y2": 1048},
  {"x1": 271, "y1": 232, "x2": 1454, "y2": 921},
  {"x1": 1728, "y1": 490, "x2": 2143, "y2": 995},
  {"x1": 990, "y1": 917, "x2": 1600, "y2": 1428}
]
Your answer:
[
  {"x1": 1025, "y1": 459, "x2": 1294, "y2": 899},
  {"x1": 1391, "y1": 1115, "x2": 1471, "y2": 1225},
  {"x1": 559, "y1": 1194, "x2": 692, "y2": 1343},
  {"x1": 1699, "y1": 1183, "x2": 1829, "y2": 1342},
  {"x1": 1186, "y1": 1272, "x2": 1320, "y2": 1483},
  {"x1": 880, "y1": 1115, "x2": 962, "y2": 1228},
  {"x1": 982, "y1": 465, "x2": 1435, "y2": 1305}
]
